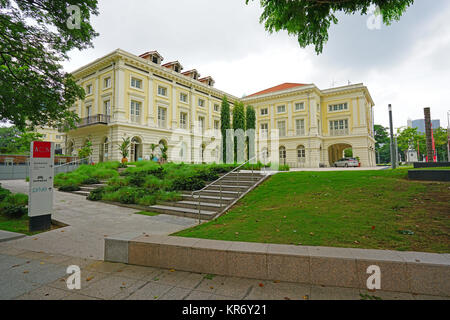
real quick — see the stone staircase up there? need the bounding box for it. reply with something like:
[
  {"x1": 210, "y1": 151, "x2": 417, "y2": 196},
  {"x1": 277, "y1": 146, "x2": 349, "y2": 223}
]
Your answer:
[
  {"x1": 149, "y1": 171, "x2": 268, "y2": 220},
  {"x1": 71, "y1": 183, "x2": 107, "y2": 197}
]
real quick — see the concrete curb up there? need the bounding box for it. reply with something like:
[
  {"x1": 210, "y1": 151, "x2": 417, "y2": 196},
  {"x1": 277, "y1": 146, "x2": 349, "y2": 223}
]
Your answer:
[
  {"x1": 104, "y1": 234, "x2": 450, "y2": 297},
  {"x1": 0, "y1": 230, "x2": 26, "y2": 243}
]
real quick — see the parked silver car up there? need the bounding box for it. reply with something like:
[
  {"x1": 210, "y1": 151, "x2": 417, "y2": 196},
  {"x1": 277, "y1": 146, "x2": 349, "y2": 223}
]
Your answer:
[{"x1": 333, "y1": 158, "x2": 359, "y2": 168}]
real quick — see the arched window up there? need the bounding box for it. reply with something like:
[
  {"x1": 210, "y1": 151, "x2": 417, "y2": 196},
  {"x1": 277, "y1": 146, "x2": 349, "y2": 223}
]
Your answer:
[
  {"x1": 297, "y1": 145, "x2": 306, "y2": 163},
  {"x1": 279, "y1": 146, "x2": 286, "y2": 165}
]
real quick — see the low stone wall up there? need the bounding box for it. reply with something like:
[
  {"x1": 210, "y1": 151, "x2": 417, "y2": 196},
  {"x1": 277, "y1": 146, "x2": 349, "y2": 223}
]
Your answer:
[
  {"x1": 413, "y1": 162, "x2": 450, "y2": 168},
  {"x1": 408, "y1": 170, "x2": 450, "y2": 182},
  {"x1": 105, "y1": 234, "x2": 450, "y2": 296}
]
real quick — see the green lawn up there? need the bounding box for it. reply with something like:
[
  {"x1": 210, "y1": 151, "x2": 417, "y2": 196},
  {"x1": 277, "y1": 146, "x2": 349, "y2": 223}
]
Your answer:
[
  {"x1": 174, "y1": 169, "x2": 450, "y2": 253},
  {"x1": 0, "y1": 215, "x2": 45, "y2": 236},
  {"x1": 135, "y1": 211, "x2": 160, "y2": 217}
]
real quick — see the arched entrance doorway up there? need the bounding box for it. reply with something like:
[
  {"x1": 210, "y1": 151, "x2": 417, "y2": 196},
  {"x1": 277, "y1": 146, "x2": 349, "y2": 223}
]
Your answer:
[
  {"x1": 279, "y1": 146, "x2": 287, "y2": 165},
  {"x1": 130, "y1": 137, "x2": 143, "y2": 162},
  {"x1": 328, "y1": 143, "x2": 352, "y2": 166},
  {"x1": 158, "y1": 139, "x2": 168, "y2": 162}
]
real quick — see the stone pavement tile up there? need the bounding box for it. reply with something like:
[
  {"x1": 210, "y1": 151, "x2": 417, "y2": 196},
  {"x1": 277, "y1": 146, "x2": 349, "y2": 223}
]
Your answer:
[
  {"x1": 245, "y1": 281, "x2": 311, "y2": 300},
  {"x1": 115, "y1": 265, "x2": 163, "y2": 281},
  {"x1": 196, "y1": 276, "x2": 259, "y2": 299},
  {"x1": 158, "y1": 287, "x2": 192, "y2": 300},
  {"x1": 47, "y1": 271, "x2": 108, "y2": 292},
  {"x1": 39, "y1": 254, "x2": 73, "y2": 265},
  {"x1": 412, "y1": 294, "x2": 450, "y2": 300},
  {"x1": 84, "y1": 261, "x2": 128, "y2": 274},
  {"x1": 15, "y1": 285, "x2": 71, "y2": 300},
  {"x1": 0, "y1": 254, "x2": 29, "y2": 272},
  {"x1": 78, "y1": 275, "x2": 145, "y2": 300},
  {"x1": 0, "y1": 278, "x2": 41, "y2": 300},
  {"x1": 62, "y1": 293, "x2": 101, "y2": 300},
  {"x1": 126, "y1": 282, "x2": 174, "y2": 300},
  {"x1": 0, "y1": 230, "x2": 25, "y2": 242},
  {"x1": 1, "y1": 260, "x2": 67, "y2": 286},
  {"x1": 16, "y1": 250, "x2": 51, "y2": 261},
  {"x1": 153, "y1": 270, "x2": 204, "y2": 289},
  {"x1": 209, "y1": 294, "x2": 237, "y2": 300},
  {"x1": 359, "y1": 289, "x2": 415, "y2": 300},
  {"x1": 0, "y1": 245, "x2": 28, "y2": 256},
  {"x1": 185, "y1": 290, "x2": 214, "y2": 300},
  {"x1": 62, "y1": 256, "x2": 98, "y2": 269},
  {"x1": 310, "y1": 286, "x2": 362, "y2": 300}
]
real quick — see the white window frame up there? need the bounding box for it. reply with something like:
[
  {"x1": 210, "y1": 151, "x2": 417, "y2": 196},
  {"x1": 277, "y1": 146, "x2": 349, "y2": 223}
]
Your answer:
[
  {"x1": 277, "y1": 105, "x2": 286, "y2": 114},
  {"x1": 158, "y1": 107, "x2": 167, "y2": 128},
  {"x1": 296, "y1": 119, "x2": 305, "y2": 136},
  {"x1": 329, "y1": 119, "x2": 349, "y2": 136},
  {"x1": 86, "y1": 84, "x2": 93, "y2": 95},
  {"x1": 104, "y1": 99, "x2": 111, "y2": 117},
  {"x1": 198, "y1": 98, "x2": 205, "y2": 107},
  {"x1": 180, "y1": 92, "x2": 188, "y2": 103},
  {"x1": 277, "y1": 120, "x2": 286, "y2": 137},
  {"x1": 260, "y1": 108, "x2": 268, "y2": 116},
  {"x1": 130, "y1": 77, "x2": 143, "y2": 90},
  {"x1": 157, "y1": 85, "x2": 167, "y2": 97},
  {"x1": 103, "y1": 77, "x2": 112, "y2": 89},
  {"x1": 214, "y1": 104, "x2": 220, "y2": 112},
  {"x1": 297, "y1": 146, "x2": 306, "y2": 163},
  {"x1": 198, "y1": 116, "x2": 205, "y2": 133},
  {"x1": 260, "y1": 123, "x2": 268, "y2": 137},
  {"x1": 180, "y1": 112, "x2": 188, "y2": 129},
  {"x1": 328, "y1": 102, "x2": 349, "y2": 113},
  {"x1": 214, "y1": 120, "x2": 220, "y2": 130},
  {"x1": 295, "y1": 102, "x2": 305, "y2": 111},
  {"x1": 130, "y1": 100, "x2": 142, "y2": 123}
]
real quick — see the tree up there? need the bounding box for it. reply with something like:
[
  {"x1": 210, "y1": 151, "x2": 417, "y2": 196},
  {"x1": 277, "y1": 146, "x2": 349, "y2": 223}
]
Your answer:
[
  {"x1": 118, "y1": 137, "x2": 131, "y2": 163},
  {"x1": 0, "y1": 126, "x2": 43, "y2": 154},
  {"x1": 0, "y1": 0, "x2": 99, "y2": 130},
  {"x1": 77, "y1": 140, "x2": 93, "y2": 160},
  {"x1": 245, "y1": 105, "x2": 256, "y2": 160},
  {"x1": 433, "y1": 127, "x2": 449, "y2": 162},
  {"x1": 374, "y1": 124, "x2": 390, "y2": 164},
  {"x1": 220, "y1": 96, "x2": 231, "y2": 163},
  {"x1": 246, "y1": 0, "x2": 414, "y2": 54},
  {"x1": 232, "y1": 101, "x2": 246, "y2": 163}
]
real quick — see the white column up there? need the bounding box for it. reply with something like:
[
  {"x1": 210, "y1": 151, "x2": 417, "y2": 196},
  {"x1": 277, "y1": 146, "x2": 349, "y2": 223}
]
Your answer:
[
  {"x1": 208, "y1": 100, "x2": 213, "y2": 130},
  {"x1": 287, "y1": 102, "x2": 293, "y2": 136},
  {"x1": 95, "y1": 78, "x2": 99, "y2": 114},
  {"x1": 309, "y1": 98, "x2": 318, "y2": 135},
  {"x1": 190, "y1": 90, "x2": 197, "y2": 131},
  {"x1": 147, "y1": 76, "x2": 154, "y2": 126},
  {"x1": 352, "y1": 98, "x2": 358, "y2": 127},
  {"x1": 359, "y1": 97, "x2": 366, "y2": 126},
  {"x1": 114, "y1": 61, "x2": 126, "y2": 122},
  {"x1": 172, "y1": 87, "x2": 177, "y2": 129},
  {"x1": 270, "y1": 105, "x2": 275, "y2": 131}
]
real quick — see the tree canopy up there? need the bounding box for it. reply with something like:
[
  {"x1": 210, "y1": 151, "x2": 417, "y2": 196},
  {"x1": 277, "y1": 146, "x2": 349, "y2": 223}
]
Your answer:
[
  {"x1": 246, "y1": 0, "x2": 414, "y2": 54},
  {"x1": 0, "y1": 126, "x2": 43, "y2": 154},
  {"x1": 220, "y1": 96, "x2": 231, "y2": 162},
  {"x1": 0, "y1": 0, "x2": 99, "y2": 129}
]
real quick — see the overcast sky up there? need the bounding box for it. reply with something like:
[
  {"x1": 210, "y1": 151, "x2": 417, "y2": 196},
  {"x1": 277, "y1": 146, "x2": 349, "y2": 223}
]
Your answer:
[{"x1": 63, "y1": 0, "x2": 450, "y2": 129}]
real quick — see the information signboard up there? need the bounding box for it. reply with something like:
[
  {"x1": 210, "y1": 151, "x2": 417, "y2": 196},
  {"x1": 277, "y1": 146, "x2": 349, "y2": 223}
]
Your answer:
[{"x1": 28, "y1": 141, "x2": 54, "y2": 231}]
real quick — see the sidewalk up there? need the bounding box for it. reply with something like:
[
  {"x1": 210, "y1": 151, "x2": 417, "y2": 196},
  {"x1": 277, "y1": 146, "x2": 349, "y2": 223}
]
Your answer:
[{"x1": 1, "y1": 245, "x2": 446, "y2": 300}]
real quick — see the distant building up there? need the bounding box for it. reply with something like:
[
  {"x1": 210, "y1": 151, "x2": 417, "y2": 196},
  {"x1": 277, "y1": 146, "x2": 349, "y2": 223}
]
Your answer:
[{"x1": 407, "y1": 119, "x2": 441, "y2": 133}]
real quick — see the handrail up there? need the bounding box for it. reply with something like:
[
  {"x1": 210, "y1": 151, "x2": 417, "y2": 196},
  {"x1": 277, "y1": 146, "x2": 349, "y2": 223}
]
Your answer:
[
  {"x1": 191, "y1": 151, "x2": 266, "y2": 224},
  {"x1": 54, "y1": 157, "x2": 90, "y2": 168}
]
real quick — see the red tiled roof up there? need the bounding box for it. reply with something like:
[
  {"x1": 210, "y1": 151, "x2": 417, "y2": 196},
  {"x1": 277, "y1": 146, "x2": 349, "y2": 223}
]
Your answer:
[{"x1": 246, "y1": 83, "x2": 307, "y2": 98}]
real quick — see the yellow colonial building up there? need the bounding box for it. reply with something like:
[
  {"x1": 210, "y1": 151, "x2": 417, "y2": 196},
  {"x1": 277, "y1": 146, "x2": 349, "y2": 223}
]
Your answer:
[{"x1": 66, "y1": 49, "x2": 376, "y2": 168}]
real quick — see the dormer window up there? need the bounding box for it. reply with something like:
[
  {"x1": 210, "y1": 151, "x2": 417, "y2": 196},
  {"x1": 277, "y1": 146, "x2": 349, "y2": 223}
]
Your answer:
[
  {"x1": 182, "y1": 69, "x2": 201, "y2": 80},
  {"x1": 199, "y1": 76, "x2": 215, "y2": 87},
  {"x1": 139, "y1": 50, "x2": 164, "y2": 65},
  {"x1": 162, "y1": 61, "x2": 184, "y2": 73}
]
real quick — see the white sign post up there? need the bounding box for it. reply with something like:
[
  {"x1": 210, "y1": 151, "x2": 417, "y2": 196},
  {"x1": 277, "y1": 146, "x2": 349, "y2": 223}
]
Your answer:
[{"x1": 28, "y1": 141, "x2": 54, "y2": 232}]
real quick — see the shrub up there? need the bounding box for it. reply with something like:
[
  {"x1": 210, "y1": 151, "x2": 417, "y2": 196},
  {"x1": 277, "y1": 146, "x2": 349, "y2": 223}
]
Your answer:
[
  {"x1": 170, "y1": 175, "x2": 205, "y2": 191},
  {"x1": 137, "y1": 195, "x2": 158, "y2": 206},
  {"x1": 87, "y1": 187, "x2": 105, "y2": 201},
  {"x1": 0, "y1": 186, "x2": 11, "y2": 202},
  {"x1": 143, "y1": 175, "x2": 163, "y2": 193},
  {"x1": 82, "y1": 177, "x2": 100, "y2": 185},
  {"x1": 0, "y1": 193, "x2": 28, "y2": 219},
  {"x1": 127, "y1": 174, "x2": 146, "y2": 187},
  {"x1": 279, "y1": 164, "x2": 290, "y2": 172},
  {"x1": 59, "y1": 184, "x2": 81, "y2": 192}
]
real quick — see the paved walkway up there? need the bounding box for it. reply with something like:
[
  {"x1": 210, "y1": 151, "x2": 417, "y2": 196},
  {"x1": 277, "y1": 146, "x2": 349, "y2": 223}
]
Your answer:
[
  {"x1": 1, "y1": 247, "x2": 445, "y2": 300},
  {"x1": 0, "y1": 180, "x2": 197, "y2": 260}
]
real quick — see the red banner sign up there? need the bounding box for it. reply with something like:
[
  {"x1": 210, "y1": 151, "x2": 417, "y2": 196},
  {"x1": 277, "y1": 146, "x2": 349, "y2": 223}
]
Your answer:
[{"x1": 33, "y1": 141, "x2": 52, "y2": 158}]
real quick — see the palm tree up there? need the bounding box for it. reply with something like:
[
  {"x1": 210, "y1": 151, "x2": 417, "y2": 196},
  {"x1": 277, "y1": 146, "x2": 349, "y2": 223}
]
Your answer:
[{"x1": 118, "y1": 137, "x2": 131, "y2": 163}]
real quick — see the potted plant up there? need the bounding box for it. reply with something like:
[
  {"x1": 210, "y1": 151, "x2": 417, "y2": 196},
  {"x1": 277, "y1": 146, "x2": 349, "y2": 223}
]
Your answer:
[{"x1": 118, "y1": 137, "x2": 131, "y2": 164}]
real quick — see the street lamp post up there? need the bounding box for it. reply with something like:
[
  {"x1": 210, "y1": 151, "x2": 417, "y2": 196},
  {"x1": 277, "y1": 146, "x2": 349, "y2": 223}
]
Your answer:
[{"x1": 388, "y1": 104, "x2": 397, "y2": 169}]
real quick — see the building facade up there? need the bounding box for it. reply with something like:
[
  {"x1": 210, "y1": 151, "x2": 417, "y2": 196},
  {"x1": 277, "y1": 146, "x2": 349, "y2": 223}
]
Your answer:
[
  {"x1": 407, "y1": 119, "x2": 441, "y2": 133},
  {"x1": 66, "y1": 49, "x2": 376, "y2": 168}
]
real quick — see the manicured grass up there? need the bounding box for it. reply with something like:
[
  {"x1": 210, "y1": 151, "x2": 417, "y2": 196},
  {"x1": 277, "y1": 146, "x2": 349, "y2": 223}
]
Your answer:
[
  {"x1": 174, "y1": 169, "x2": 450, "y2": 253},
  {"x1": 0, "y1": 215, "x2": 59, "y2": 236},
  {"x1": 135, "y1": 211, "x2": 160, "y2": 217},
  {"x1": 410, "y1": 167, "x2": 450, "y2": 171}
]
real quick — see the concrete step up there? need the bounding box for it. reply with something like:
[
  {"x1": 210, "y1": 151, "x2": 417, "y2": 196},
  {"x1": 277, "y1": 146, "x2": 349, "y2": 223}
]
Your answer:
[
  {"x1": 196, "y1": 189, "x2": 240, "y2": 197},
  {"x1": 181, "y1": 194, "x2": 235, "y2": 204},
  {"x1": 162, "y1": 201, "x2": 223, "y2": 211},
  {"x1": 206, "y1": 185, "x2": 250, "y2": 192},
  {"x1": 149, "y1": 205, "x2": 217, "y2": 220},
  {"x1": 71, "y1": 191, "x2": 90, "y2": 197},
  {"x1": 215, "y1": 180, "x2": 256, "y2": 186}
]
